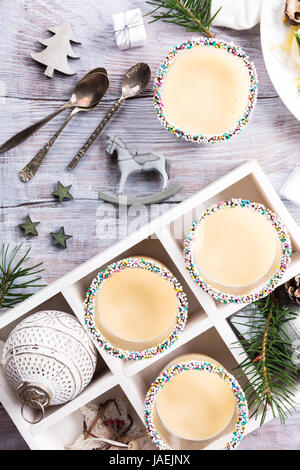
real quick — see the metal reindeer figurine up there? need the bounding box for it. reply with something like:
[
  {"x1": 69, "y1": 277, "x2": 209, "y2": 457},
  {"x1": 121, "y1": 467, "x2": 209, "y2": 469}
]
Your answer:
[{"x1": 98, "y1": 135, "x2": 182, "y2": 205}]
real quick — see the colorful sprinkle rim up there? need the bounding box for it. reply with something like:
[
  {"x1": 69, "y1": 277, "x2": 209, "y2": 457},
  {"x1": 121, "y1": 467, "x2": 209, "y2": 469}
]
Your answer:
[
  {"x1": 144, "y1": 360, "x2": 248, "y2": 450},
  {"x1": 153, "y1": 38, "x2": 258, "y2": 144},
  {"x1": 84, "y1": 257, "x2": 189, "y2": 360},
  {"x1": 184, "y1": 199, "x2": 292, "y2": 304}
]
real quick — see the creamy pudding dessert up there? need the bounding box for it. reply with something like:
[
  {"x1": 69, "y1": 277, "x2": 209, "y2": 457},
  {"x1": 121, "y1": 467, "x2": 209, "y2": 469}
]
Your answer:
[
  {"x1": 95, "y1": 261, "x2": 179, "y2": 346},
  {"x1": 84, "y1": 257, "x2": 188, "y2": 359},
  {"x1": 162, "y1": 46, "x2": 251, "y2": 136},
  {"x1": 193, "y1": 205, "x2": 281, "y2": 290},
  {"x1": 184, "y1": 199, "x2": 292, "y2": 302},
  {"x1": 154, "y1": 39, "x2": 258, "y2": 143},
  {"x1": 155, "y1": 354, "x2": 236, "y2": 442}
]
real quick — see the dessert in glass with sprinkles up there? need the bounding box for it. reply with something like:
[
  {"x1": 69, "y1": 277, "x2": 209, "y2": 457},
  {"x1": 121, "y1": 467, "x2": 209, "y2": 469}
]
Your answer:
[
  {"x1": 154, "y1": 38, "x2": 258, "y2": 143},
  {"x1": 84, "y1": 257, "x2": 188, "y2": 360},
  {"x1": 184, "y1": 199, "x2": 292, "y2": 303},
  {"x1": 144, "y1": 354, "x2": 248, "y2": 450}
]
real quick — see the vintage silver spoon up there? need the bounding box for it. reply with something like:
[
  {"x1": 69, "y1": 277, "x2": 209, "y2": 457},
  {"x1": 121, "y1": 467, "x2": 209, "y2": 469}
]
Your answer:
[
  {"x1": 19, "y1": 71, "x2": 109, "y2": 182},
  {"x1": 68, "y1": 63, "x2": 151, "y2": 170},
  {"x1": 0, "y1": 68, "x2": 109, "y2": 156}
]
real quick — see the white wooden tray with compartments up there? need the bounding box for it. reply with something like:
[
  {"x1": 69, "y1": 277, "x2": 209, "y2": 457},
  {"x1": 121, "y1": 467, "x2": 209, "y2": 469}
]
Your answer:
[{"x1": 1, "y1": 160, "x2": 300, "y2": 450}]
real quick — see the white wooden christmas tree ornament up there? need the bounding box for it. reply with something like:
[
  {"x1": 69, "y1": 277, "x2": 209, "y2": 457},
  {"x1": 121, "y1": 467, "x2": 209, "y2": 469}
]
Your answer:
[{"x1": 31, "y1": 21, "x2": 81, "y2": 78}]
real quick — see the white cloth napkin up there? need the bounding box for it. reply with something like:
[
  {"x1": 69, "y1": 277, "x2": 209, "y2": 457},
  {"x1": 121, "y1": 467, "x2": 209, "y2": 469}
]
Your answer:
[{"x1": 212, "y1": 0, "x2": 262, "y2": 30}]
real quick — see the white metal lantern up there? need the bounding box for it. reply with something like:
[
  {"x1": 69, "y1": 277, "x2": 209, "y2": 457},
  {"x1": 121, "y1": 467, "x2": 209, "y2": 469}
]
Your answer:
[{"x1": 2, "y1": 310, "x2": 97, "y2": 423}]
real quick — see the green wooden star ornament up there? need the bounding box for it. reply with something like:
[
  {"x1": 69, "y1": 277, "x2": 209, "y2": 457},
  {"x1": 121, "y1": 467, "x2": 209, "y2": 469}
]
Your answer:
[
  {"x1": 51, "y1": 227, "x2": 72, "y2": 248},
  {"x1": 52, "y1": 181, "x2": 73, "y2": 203},
  {"x1": 19, "y1": 216, "x2": 40, "y2": 236}
]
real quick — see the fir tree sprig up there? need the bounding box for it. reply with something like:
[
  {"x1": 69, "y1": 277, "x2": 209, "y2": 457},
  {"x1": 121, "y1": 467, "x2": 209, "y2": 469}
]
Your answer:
[
  {"x1": 232, "y1": 292, "x2": 298, "y2": 426},
  {"x1": 146, "y1": 0, "x2": 221, "y2": 37},
  {"x1": 295, "y1": 31, "x2": 300, "y2": 52},
  {"x1": 0, "y1": 243, "x2": 44, "y2": 309}
]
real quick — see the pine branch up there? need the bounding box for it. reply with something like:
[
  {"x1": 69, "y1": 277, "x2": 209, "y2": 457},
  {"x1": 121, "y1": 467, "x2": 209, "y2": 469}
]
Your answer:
[
  {"x1": 0, "y1": 243, "x2": 45, "y2": 310},
  {"x1": 146, "y1": 0, "x2": 221, "y2": 37},
  {"x1": 261, "y1": 306, "x2": 272, "y2": 403},
  {"x1": 232, "y1": 292, "x2": 298, "y2": 426},
  {"x1": 295, "y1": 31, "x2": 300, "y2": 52}
]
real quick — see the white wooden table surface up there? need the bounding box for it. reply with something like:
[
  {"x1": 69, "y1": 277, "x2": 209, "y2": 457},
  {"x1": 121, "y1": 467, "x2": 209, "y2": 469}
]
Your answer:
[{"x1": 0, "y1": 0, "x2": 300, "y2": 450}]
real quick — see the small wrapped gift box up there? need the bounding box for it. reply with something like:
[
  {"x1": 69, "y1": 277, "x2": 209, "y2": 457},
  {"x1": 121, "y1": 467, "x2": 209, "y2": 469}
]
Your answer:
[{"x1": 112, "y1": 8, "x2": 147, "y2": 51}]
